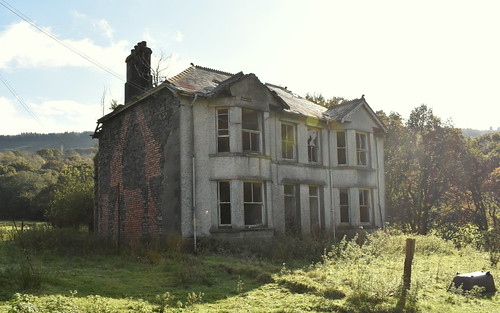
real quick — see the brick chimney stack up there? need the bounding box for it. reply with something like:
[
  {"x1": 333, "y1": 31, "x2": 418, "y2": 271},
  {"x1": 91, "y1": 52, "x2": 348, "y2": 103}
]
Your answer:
[{"x1": 125, "y1": 41, "x2": 152, "y2": 103}]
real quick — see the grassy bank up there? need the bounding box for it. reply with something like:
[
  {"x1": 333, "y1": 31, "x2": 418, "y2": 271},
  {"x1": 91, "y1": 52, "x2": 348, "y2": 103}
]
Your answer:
[{"x1": 0, "y1": 223, "x2": 498, "y2": 312}]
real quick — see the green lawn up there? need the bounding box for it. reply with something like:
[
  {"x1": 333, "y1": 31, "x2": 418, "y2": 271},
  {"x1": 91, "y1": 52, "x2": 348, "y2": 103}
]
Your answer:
[{"x1": 0, "y1": 223, "x2": 498, "y2": 312}]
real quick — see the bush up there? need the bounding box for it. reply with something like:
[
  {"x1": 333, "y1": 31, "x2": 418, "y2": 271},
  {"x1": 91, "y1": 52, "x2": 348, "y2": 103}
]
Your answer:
[
  {"x1": 198, "y1": 233, "x2": 335, "y2": 264},
  {"x1": 12, "y1": 225, "x2": 113, "y2": 257},
  {"x1": 434, "y1": 223, "x2": 485, "y2": 250},
  {"x1": 46, "y1": 163, "x2": 94, "y2": 229},
  {"x1": 484, "y1": 227, "x2": 500, "y2": 266}
]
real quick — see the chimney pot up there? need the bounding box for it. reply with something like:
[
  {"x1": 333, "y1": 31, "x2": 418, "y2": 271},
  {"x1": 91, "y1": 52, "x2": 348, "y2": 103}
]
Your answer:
[{"x1": 125, "y1": 41, "x2": 153, "y2": 103}]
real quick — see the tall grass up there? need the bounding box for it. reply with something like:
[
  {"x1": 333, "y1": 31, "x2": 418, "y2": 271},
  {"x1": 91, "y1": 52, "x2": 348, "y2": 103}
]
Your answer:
[
  {"x1": 1, "y1": 224, "x2": 498, "y2": 312},
  {"x1": 275, "y1": 230, "x2": 496, "y2": 313}
]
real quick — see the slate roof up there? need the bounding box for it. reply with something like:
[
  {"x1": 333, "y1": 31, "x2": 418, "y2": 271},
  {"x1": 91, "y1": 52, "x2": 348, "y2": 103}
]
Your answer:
[
  {"x1": 265, "y1": 84, "x2": 327, "y2": 119},
  {"x1": 167, "y1": 65, "x2": 234, "y2": 94},
  {"x1": 165, "y1": 65, "x2": 386, "y2": 129},
  {"x1": 326, "y1": 97, "x2": 365, "y2": 122},
  {"x1": 95, "y1": 64, "x2": 386, "y2": 137}
]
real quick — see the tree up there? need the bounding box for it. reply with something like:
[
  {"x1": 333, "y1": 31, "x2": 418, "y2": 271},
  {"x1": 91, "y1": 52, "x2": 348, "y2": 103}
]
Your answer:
[
  {"x1": 46, "y1": 163, "x2": 94, "y2": 230},
  {"x1": 382, "y1": 105, "x2": 466, "y2": 234},
  {"x1": 305, "y1": 93, "x2": 346, "y2": 108},
  {"x1": 109, "y1": 99, "x2": 120, "y2": 111},
  {"x1": 0, "y1": 171, "x2": 56, "y2": 219},
  {"x1": 36, "y1": 148, "x2": 63, "y2": 161},
  {"x1": 151, "y1": 51, "x2": 171, "y2": 87},
  {"x1": 461, "y1": 133, "x2": 500, "y2": 230}
]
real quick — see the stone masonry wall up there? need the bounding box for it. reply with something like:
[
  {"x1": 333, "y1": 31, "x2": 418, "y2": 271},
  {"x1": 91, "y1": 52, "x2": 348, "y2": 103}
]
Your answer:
[{"x1": 96, "y1": 89, "x2": 181, "y2": 242}]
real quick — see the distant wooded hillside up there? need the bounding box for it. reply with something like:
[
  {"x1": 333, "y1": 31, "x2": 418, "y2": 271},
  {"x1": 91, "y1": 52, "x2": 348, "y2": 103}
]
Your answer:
[
  {"x1": 0, "y1": 131, "x2": 96, "y2": 153},
  {"x1": 462, "y1": 128, "x2": 499, "y2": 138},
  {"x1": 0, "y1": 128, "x2": 494, "y2": 153}
]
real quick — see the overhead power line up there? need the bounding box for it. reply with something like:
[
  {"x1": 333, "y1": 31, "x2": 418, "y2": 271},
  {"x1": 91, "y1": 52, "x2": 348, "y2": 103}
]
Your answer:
[
  {"x1": 0, "y1": 0, "x2": 161, "y2": 100},
  {"x1": 0, "y1": 71, "x2": 72, "y2": 148},
  {"x1": 0, "y1": 71, "x2": 44, "y2": 127},
  {"x1": 0, "y1": 0, "x2": 125, "y2": 83},
  {"x1": 0, "y1": 0, "x2": 169, "y2": 125}
]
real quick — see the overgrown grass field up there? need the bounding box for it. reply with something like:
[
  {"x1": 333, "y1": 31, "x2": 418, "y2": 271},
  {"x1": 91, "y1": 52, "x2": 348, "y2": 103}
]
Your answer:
[{"x1": 0, "y1": 222, "x2": 498, "y2": 312}]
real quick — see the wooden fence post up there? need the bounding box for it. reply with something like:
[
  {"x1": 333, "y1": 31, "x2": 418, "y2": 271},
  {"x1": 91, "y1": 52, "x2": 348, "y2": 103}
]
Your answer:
[{"x1": 403, "y1": 238, "x2": 416, "y2": 291}]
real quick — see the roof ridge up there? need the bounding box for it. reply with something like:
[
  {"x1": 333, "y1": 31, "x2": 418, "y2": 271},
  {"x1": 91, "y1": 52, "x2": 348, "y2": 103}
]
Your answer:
[
  {"x1": 265, "y1": 83, "x2": 295, "y2": 96},
  {"x1": 194, "y1": 65, "x2": 234, "y2": 77},
  {"x1": 265, "y1": 82, "x2": 287, "y2": 90},
  {"x1": 167, "y1": 65, "x2": 196, "y2": 82},
  {"x1": 335, "y1": 96, "x2": 364, "y2": 107}
]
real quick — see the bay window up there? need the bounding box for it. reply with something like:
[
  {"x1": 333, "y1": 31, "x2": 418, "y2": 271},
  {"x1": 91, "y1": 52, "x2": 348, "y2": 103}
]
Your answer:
[
  {"x1": 217, "y1": 108, "x2": 230, "y2": 152},
  {"x1": 242, "y1": 109, "x2": 261, "y2": 153},
  {"x1": 356, "y1": 132, "x2": 368, "y2": 166},
  {"x1": 359, "y1": 189, "x2": 370, "y2": 223},
  {"x1": 244, "y1": 182, "x2": 263, "y2": 226},
  {"x1": 281, "y1": 123, "x2": 295, "y2": 160}
]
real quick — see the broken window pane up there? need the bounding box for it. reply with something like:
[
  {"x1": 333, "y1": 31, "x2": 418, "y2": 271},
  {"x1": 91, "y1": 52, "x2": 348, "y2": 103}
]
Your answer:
[{"x1": 308, "y1": 129, "x2": 319, "y2": 163}]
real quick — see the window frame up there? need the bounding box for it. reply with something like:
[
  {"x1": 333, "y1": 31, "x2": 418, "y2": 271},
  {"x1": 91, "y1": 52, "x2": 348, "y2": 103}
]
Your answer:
[
  {"x1": 216, "y1": 108, "x2": 230, "y2": 153},
  {"x1": 336, "y1": 131, "x2": 347, "y2": 166},
  {"x1": 283, "y1": 184, "x2": 301, "y2": 233},
  {"x1": 217, "y1": 181, "x2": 231, "y2": 227},
  {"x1": 359, "y1": 188, "x2": 371, "y2": 223},
  {"x1": 356, "y1": 132, "x2": 369, "y2": 166},
  {"x1": 241, "y1": 109, "x2": 261, "y2": 153},
  {"x1": 307, "y1": 128, "x2": 320, "y2": 163},
  {"x1": 280, "y1": 122, "x2": 296, "y2": 160},
  {"x1": 243, "y1": 181, "x2": 264, "y2": 227},
  {"x1": 309, "y1": 185, "x2": 321, "y2": 234},
  {"x1": 339, "y1": 188, "x2": 350, "y2": 223}
]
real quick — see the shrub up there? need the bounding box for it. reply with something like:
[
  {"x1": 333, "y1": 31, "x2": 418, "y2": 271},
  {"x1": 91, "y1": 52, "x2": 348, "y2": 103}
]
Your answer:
[
  {"x1": 434, "y1": 223, "x2": 485, "y2": 250},
  {"x1": 12, "y1": 225, "x2": 113, "y2": 257},
  {"x1": 86, "y1": 295, "x2": 115, "y2": 313},
  {"x1": 484, "y1": 227, "x2": 500, "y2": 266},
  {"x1": 155, "y1": 292, "x2": 175, "y2": 312}
]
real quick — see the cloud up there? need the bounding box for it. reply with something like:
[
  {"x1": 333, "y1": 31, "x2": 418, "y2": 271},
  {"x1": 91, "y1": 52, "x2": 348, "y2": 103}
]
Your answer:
[
  {"x1": 93, "y1": 19, "x2": 114, "y2": 41},
  {"x1": 70, "y1": 10, "x2": 115, "y2": 41},
  {"x1": 174, "y1": 30, "x2": 183, "y2": 42},
  {"x1": 141, "y1": 27, "x2": 157, "y2": 47},
  {"x1": 0, "y1": 21, "x2": 128, "y2": 74},
  {"x1": 70, "y1": 10, "x2": 87, "y2": 19},
  {"x1": 0, "y1": 96, "x2": 99, "y2": 135}
]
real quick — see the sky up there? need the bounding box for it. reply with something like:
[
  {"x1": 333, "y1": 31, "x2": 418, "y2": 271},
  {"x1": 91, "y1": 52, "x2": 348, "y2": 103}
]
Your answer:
[{"x1": 0, "y1": 0, "x2": 499, "y2": 136}]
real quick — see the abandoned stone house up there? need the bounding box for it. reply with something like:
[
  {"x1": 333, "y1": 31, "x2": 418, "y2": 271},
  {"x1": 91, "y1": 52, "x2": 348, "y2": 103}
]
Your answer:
[{"x1": 93, "y1": 42, "x2": 387, "y2": 242}]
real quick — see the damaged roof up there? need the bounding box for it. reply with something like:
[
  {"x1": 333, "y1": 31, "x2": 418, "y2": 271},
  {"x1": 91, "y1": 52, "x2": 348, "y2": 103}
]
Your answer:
[
  {"x1": 266, "y1": 84, "x2": 326, "y2": 119},
  {"x1": 327, "y1": 97, "x2": 366, "y2": 122},
  {"x1": 98, "y1": 65, "x2": 385, "y2": 133},
  {"x1": 167, "y1": 65, "x2": 385, "y2": 131},
  {"x1": 167, "y1": 65, "x2": 328, "y2": 117},
  {"x1": 167, "y1": 65, "x2": 234, "y2": 94}
]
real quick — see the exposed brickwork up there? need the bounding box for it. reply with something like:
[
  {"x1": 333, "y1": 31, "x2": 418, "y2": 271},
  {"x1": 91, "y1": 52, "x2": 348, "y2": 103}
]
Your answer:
[
  {"x1": 96, "y1": 89, "x2": 180, "y2": 242},
  {"x1": 123, "y1": 188, "x2": 145, "y2": 236},
  {"x1": 135, "y1": 106, "x2": 161, "y2": 234},
  {"x1": 98, "y1": 194, "x2": 109, "y2": 237},
  {"x1": 109, "y1": 113, "x2": 129, "y2": 187}
]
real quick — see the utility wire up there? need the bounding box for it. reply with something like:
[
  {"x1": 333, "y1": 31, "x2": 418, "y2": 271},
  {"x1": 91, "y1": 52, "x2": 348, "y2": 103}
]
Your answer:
[
  {"x1": 0, "y1": 0, "x2": 125, "y2": 83},
  {"x1": 0, "y1": 0, "x2": 170, "y2": 133},
  {"x1": 0, "y1": 71, "x2": 43, "y2": 127},
  {"x1": 0, "y1": 71, "x2": 69, "y2": 148},
  {"x1": 0, "y1": 0, "x2": 162, "y2": 99}
]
